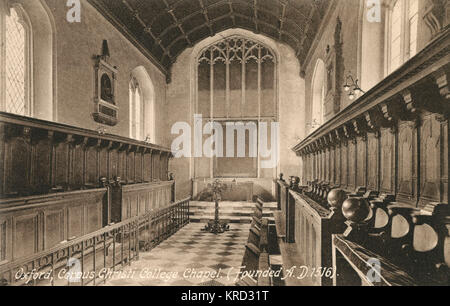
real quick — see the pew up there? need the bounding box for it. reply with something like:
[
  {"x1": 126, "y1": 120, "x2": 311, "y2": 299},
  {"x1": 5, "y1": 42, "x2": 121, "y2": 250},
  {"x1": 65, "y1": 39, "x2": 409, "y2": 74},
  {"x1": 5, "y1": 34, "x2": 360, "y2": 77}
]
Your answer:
[
  {"x1": 291, "y1": 27, "x2": 449, "y2": 285},
  {"x1": 238, "y1": 198, "x2": 272, "y2": 286},
  {"x1": 273, "y1": 180, "x2": 346, "y2": 286},
  {"x1": 332, "y1": 199, "x2": 449, "y2": 285}
]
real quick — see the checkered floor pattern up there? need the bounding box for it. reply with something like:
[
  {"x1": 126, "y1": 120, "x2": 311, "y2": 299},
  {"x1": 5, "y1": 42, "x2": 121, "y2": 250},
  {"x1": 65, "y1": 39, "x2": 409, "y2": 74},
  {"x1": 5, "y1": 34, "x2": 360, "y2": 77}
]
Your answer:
[{"x1": 103, "y1": 223, "x2": 250, "y2": 286}]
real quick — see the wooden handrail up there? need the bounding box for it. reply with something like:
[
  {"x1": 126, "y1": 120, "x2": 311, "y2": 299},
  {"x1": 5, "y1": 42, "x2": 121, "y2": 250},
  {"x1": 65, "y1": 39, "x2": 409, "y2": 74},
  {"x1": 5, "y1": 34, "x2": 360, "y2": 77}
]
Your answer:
[{"x1": 0, "y1": 111, "x2": 172, "y2": 154}]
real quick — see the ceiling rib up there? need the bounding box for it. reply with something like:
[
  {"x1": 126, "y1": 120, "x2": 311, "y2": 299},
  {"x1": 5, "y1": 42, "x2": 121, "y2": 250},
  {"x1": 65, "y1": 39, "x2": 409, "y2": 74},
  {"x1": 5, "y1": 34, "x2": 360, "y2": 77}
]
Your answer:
[{"x1": 89, "y1": 0, "x2": 330, "y2": 81}]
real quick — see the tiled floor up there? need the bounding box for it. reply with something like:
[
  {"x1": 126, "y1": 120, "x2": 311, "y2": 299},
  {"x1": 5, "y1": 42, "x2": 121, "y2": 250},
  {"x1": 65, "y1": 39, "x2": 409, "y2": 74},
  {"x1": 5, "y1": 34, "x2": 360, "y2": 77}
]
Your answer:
[{"x1": 103, "y1": 223, "x2": 250, "y2": 286}]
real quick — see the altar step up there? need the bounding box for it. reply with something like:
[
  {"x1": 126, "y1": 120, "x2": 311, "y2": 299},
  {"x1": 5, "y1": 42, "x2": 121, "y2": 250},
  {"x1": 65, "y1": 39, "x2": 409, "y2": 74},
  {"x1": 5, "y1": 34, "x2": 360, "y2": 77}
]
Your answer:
[{"x1": 189, "y1": 201, "x2": 277, "y2": 224}]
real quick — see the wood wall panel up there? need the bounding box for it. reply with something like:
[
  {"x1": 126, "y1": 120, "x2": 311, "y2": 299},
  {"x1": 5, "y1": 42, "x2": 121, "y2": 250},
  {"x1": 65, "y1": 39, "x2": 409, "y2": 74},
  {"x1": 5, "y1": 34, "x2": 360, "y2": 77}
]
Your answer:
[
  {"x1": 109, "y1": 150, "x2": 119, "y2": 180},
  {"x1": 54, "y1": 143, "x2": 70, "y2": 188},
  {"x1": 67, "y1": 205, "x2": 83, "y2": 239},
  {"x1": 71, "y1": 145, "x2": 85, "y2": 188},
  {"x1": 356, "y1": 137, "x2": 366, "y2": 188},
  {"x1": 299, "y1": 114, "x2": 448, "y2": 209},
  {"x1": 127, "y1": 152, "x2": 135, "y2": 184},
  {"x1": 44, "y1": 209, "x2": 65, "y2": 249},
  {"x1": 397, "y1": 121, "x2": 417, "y2": 203},
  {"x1": 135, "y1": 152, "x2": 143, "y2": 183},
  {"x1": 330, "y1": 147, "x2": 335, "y2": 184},
  {"x1": 86, "y1": 147, "x2": 98, "y2": 186},
  {"x1": 380, "y1": 128, "x2": 396, "y2": 194},
  {"x1": 341, "y1": 144, "x2": 348, "y2": 188},
  {"x1": 367, "y1": 133, "x2": 379, "y2": 191},
  {"x1": 335, "y1": 145, "x2": 341, "y2": 186},
  {"x1": 143, "y1": 153, "x2": 152, "y2": 182},
  {"x1": 4, "y1": 134, "x2": 31, "y2": 196},
  {"x1": 99, "y1": 148, "x2": 108, "y2": 179},
  {"x1": 348, "y1": 141, "x2": 356, "y2": 190},
  {"x1": 441, "y1": 119, "x2": 448, "y2": 204},
  {"x1": 419, "y1": 114, "x2": 442, "y2": 204},
  {"x1": 13, "y1": 214, "x2": 39, "y2": 260},
  {"x1": 118, "y1": 151, "x2": 126, "y2": 182},
  {"x1": 32, "y1": 136, "x2": 52, "y2": 193}
]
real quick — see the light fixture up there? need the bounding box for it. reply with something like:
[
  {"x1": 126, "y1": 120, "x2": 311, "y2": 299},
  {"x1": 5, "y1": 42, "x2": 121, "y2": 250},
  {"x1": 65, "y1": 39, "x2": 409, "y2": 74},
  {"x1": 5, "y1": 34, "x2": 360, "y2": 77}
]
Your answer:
[{"x1": 343, "y1": 73, "x2": 365, "y2": 100}]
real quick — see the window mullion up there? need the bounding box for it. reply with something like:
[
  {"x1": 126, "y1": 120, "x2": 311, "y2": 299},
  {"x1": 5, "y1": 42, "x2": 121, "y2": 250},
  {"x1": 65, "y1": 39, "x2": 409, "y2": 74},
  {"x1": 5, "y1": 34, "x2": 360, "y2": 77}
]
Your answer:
[{"x1": 257, "y1": 46, "x2": 261, "y2": 179}]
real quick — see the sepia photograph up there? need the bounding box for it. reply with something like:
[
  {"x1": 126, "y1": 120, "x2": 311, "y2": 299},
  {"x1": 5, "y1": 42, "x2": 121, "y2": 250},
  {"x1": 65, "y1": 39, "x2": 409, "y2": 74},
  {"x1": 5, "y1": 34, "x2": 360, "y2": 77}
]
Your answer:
[{"x1": 0, "y1": 0, "x2": 448, "y2": 293}]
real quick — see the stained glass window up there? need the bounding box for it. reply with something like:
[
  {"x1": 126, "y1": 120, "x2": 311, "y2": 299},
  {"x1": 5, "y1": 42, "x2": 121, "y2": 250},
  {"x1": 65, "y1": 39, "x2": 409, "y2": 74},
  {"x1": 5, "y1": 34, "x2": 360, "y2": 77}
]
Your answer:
[{"x1": 5, "y1": 7, "x2": 29, "y2": 116}]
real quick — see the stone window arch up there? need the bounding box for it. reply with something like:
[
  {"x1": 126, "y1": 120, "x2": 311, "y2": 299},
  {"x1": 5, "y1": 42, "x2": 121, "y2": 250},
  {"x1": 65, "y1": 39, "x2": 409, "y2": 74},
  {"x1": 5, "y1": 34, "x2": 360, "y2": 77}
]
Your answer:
[
  {"x1": 311, "y1": 59, "x2": 326, "y2": 132},
  {"x1": 0, "y1": 0, "x2": 55, "y2": 120}
]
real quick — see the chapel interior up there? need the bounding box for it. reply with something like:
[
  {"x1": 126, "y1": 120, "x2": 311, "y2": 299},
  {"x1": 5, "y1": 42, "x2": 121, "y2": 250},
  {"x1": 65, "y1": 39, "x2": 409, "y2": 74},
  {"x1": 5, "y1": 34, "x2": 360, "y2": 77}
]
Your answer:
[{"x1": 0, "y1": 0, "x2": 449, "y2": 286}]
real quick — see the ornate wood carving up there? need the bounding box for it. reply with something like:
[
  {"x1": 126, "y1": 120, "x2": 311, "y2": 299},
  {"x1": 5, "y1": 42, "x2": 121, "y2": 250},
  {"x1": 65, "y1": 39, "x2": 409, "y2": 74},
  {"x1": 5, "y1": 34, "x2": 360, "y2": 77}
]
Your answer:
[{"x1": 0, "y1": 112, "x2": 171, "y2": 198}]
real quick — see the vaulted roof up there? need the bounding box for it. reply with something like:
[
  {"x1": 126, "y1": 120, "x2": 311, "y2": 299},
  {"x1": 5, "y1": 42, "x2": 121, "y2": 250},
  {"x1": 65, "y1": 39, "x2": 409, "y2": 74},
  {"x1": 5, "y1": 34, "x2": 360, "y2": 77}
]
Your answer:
[{"x1": 89, "y1": 0, "x2": 330, "y2": 81}]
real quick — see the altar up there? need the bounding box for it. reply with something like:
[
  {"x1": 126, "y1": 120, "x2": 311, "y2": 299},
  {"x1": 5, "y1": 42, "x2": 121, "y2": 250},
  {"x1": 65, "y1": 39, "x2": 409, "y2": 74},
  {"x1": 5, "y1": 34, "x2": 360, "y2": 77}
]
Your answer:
[{"x1": 192, "y1": 179, "x2": 254, "y2": 202}]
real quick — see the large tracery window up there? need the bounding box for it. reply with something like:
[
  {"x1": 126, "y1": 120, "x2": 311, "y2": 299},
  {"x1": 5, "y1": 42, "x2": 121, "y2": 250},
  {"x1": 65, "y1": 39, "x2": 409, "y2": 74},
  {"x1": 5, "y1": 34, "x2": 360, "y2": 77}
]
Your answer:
[
  {"x1": 197, "y1": 36, "x2": 277, "y2": 178},
  {"x1": 1, "y1": 5, "x2": 32, "y2": 116}
]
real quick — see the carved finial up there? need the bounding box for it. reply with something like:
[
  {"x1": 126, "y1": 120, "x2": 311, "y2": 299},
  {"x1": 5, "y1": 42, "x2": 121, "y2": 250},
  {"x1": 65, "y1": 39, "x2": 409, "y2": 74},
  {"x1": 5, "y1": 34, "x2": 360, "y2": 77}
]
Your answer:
[{"x1": 101, "y1": 40, "x2": 110, "y2": 60}]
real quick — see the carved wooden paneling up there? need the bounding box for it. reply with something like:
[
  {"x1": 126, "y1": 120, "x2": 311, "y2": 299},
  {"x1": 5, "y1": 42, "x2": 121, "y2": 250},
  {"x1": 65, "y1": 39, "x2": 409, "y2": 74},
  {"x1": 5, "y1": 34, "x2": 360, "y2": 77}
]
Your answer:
[
  {"x1": 325, "y1": 149, "x2": 330, "y2": 182},
  {"x1": 13, "y1": 213, "x2": 39, "y2": 260},
  {"x1": 441, "y1": 118, "x2": 448, "y2": 204},
  {"x1": 0, "y1": 189, "x2": 107, "y2": 262},
  {"x1": 53, "y1": 142, "x2": 70, "y2": 189},
  {"x1": 380, "y1": 128, "x2": 396, "y2": 194},
  {"x1": 397, "y1": 121, "x2": 417, "y2": 203},
  {"x1": 419, "y1": 114, "x2": 443, "y2": 204},
  {"x1": 341, "y1": 144, "x2": 348, "y2": 187},
  {"x1": 335, "y1": 144, "x2": 341, "y2": 186},
  {"x1": 71, "y1": 144, "x2": 85, "y2": 188},
  {"x1": 143, "y1": 152, "x2": 152, "y2": 182},
  {"x1": 99, "y1": 148, "x2": 108, "y2": 179},
  {"x1": 367, "y1": 133, "x2": 379, "y2": 191},
  {"x1": 4, "y1": 128, "x2": 31, "y2": 196},
  {"x1": 127, "y1": 151, "x2": 135, "y2": 184},
  {"x1": 152, "y1": 151, "x2": 160, "y2": 181},
  {"x1": 85, "y1": 146, "x2": 98, "y2": 186},
  {"x1": 356, "y1": 137, "x2": 366, "y2": 188},
  {"x1": 109, "y1": 149, "x2": 119, "y2": 179},
  {"x1": 67, "y1": 204, "x2": 83, "y2": 239},
  {"x1": 0, "y1": 220, "x2": 8, "y2": 263},
  {"x1": 86, "y1": 201, "x2": 102, "y2": 233},
  {"x1": 118, "y1": 150, "x2": 126, "y2": 182},
  {"x1": 44, "y1": 209, "x2": 65, "y2": 249},
  {"x1": 330, "y1": 147, "x2": 335, "y2": 184},
  {"x1": 135, "y1": 152, "x2": 143, "y2": 183},
  {"x1": 348, "y1": 140, "x2": 356, "y2": 190},
  {"x1": 32, "y1": 133, "x2": 52, "y2": 194}
]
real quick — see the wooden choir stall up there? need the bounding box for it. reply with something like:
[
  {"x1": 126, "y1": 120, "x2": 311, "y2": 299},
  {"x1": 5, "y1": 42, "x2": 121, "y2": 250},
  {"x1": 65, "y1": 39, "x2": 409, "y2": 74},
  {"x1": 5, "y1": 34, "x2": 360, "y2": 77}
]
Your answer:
[
  {"x1": 0, "y1": 112, "x2": 190, "y2": 286},
  {"x1": 275, "y1": 27, "x2": 449, "y2": 286}
]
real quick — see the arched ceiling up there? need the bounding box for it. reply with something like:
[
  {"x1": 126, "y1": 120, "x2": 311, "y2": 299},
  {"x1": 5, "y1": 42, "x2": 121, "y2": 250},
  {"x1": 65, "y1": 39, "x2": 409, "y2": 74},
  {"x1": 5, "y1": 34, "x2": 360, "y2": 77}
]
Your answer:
[{"x1": 89, "y1": 0, "x2": 330, "y2": 81}]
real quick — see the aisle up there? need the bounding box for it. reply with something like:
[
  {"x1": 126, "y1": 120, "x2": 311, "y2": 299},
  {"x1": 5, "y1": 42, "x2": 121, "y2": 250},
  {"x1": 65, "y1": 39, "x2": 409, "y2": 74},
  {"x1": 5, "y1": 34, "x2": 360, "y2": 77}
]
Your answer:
[{"x1": 103, "y1": 223, "x2": 250, "y2": 286}]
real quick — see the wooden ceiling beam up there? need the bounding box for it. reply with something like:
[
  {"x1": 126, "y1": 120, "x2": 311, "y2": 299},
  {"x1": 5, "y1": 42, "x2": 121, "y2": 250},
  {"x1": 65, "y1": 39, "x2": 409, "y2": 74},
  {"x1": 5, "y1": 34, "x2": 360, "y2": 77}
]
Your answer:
[
  {"x1": 122, "y1": 0, "x2": 173, "y2": 62},
  {"x1": 199, "y1": 0, "x2": 215, "y2": 37},
  {"x1": 162, "y1": 0, "x2": 193, "y2": 47}
]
